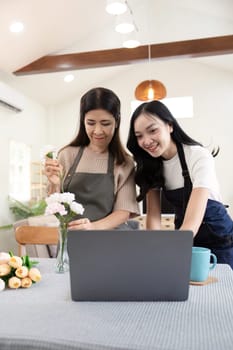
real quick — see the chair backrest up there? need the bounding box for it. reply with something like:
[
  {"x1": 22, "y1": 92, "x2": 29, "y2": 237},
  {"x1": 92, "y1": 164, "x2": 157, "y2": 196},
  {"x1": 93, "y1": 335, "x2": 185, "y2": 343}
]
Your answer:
[{"x1": 15, "y1": 225, "x2": 59, "y2": 256}]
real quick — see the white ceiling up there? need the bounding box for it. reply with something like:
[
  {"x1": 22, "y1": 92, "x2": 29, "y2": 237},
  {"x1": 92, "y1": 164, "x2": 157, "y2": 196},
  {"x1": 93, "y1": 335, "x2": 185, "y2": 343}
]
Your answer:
[{"x1": 0, "y1": 0, "x2": 233, "y2": 106}]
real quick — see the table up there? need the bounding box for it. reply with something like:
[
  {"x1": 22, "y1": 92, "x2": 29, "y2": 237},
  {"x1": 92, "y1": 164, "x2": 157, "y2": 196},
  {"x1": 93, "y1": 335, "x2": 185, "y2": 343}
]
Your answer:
[{"x1": 1, "y1": 259, "x2": 233, "y2": 350}]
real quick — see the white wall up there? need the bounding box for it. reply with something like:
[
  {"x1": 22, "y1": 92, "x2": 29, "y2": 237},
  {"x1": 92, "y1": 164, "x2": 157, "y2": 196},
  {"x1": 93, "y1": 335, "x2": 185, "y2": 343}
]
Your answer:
[
  {"x1": 47, "y1": 99, "x2": 80, "y2": 149},
  {"x1": 0, "y1": 94, "x2": 48, "y2": 226}
]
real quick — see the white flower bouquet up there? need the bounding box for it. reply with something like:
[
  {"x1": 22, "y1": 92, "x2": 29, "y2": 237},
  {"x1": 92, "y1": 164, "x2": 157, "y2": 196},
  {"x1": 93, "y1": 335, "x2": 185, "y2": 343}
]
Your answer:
[
  {"x1": 0, "y1": 251, "x2": 41, "y2": 291},
  {"x1": 45, "y1": 192, "x2": 84, "y2": 224},
  {"x1": 45, "y1": 192, "x2": 84, "y2": 273}
]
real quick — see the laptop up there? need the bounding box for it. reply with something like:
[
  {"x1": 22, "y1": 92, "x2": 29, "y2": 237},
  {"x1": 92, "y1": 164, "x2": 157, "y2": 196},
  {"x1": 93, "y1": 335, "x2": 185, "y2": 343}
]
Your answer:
[{"x1": 67, "y1": 229, "x2": 193, "y2": 302}]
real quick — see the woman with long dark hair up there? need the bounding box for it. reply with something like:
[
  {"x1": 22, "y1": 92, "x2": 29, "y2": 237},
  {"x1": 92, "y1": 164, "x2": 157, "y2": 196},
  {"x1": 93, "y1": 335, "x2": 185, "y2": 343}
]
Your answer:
[
  {"x1": 45, "y1": 87, "x2": 139, "y2": 230},
  {"x1": 127, "y1": 100, "x2": 233, "y2": 268}
]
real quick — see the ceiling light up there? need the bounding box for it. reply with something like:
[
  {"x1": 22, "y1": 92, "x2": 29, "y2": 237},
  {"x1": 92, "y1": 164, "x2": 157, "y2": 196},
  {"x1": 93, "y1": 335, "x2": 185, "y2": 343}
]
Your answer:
[
  {"x1": 115, "y1": 12, "x2": 135, "y2": 34},
  {"x1": 122, "y1": 31, "x2": 140, "y2": 48},
  {"x1": 115, "y1": 22, "x2": 134, "y2": 33},
  {"x1": 105, "y1": 0, "x2": 127, "y2": 15},
  {"x1": 10, "y1": 22, "x2": 24, "y2": 33},
  {"x1": 64, "y1": 74, "x2": 74, "y2": 83},
  {"x1": 134, "y1": 45, "x2": 167, "y2": 101},
  {"x1": 123, "y1": 39, "x2": 140, "y2": 48},
  {"x1": 135, "y1": 80, "x2": 167, "y2": 101}
]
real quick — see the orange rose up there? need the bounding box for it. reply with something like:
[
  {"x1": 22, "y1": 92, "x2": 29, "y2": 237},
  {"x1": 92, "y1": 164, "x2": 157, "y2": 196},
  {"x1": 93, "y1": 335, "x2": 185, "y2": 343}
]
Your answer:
[
  {"x1": 21, "y1": 277, "x2": 32, "y2": 288},
  {"x1": 15, "y1": 266, "x2": 28, "y2": 278},
  {"x1": 29, "y1": 267, "x2": 41, "y2": 282},
  {"x1": 0, "y1": 263, "x2": 11, "y2": 277},
  {"x1": 8, "y1": 256, "x2": 23, "y2": 269},
  {"x1": 8, "y1": 276, "x2": 21, "y2": 289}
]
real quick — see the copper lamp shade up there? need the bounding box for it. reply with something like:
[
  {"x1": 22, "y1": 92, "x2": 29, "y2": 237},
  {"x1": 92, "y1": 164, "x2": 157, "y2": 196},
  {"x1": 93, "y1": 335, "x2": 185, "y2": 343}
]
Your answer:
[{"x1": 135, "y1": 80, "x2": 167, "y2": 101}]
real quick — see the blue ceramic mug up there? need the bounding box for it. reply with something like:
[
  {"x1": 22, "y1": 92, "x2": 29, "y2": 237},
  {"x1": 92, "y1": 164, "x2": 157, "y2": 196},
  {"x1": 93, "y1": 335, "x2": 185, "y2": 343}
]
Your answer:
[{"x1": 190, "y1": 247, "x2": 217, "y2": 282}]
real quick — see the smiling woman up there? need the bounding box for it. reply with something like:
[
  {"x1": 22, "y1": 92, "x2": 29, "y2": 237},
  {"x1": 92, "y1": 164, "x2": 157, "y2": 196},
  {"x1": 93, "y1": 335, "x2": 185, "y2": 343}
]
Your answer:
[
  {"x1": 84, "y1": 109, "x2": 117, "y2": 153},
  {"x1": 127, "y1": 100, "x2": 233, "y2": 268},
  {"x1": 44, "y1": 86, "x2": 139, "y2": 231}
]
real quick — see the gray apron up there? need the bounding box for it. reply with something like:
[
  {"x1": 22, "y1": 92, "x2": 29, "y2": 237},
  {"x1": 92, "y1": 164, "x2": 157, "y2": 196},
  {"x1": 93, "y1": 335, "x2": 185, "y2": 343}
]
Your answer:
[{"x1": 63, "y1": 147, "x2": 115, "y2": 221}]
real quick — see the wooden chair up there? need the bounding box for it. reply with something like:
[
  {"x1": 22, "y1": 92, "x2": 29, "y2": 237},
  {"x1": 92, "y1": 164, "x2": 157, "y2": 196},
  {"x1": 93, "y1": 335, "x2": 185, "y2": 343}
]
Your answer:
[{"x1": 15, "y1": 225, "x2": 59, "y2": 256}]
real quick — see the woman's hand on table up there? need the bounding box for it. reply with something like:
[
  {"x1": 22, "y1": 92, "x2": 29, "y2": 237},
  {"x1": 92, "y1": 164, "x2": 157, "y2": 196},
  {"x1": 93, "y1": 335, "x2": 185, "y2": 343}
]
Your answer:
[{"x1": 68, "y1": 218, "x2": 94, "y2": 230}]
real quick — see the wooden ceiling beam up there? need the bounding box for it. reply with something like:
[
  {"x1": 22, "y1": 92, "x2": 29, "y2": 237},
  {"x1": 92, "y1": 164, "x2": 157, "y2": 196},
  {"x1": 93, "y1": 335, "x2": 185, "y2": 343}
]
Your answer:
[{"x1": 14, "y1": 35, "x2": 233, "y2": 76}]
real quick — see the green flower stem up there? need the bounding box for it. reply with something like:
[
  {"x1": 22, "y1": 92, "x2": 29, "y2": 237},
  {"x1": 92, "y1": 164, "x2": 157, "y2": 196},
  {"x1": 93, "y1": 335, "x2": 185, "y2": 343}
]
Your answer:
[{"x1": 59, "y1": 221, "x2": 68, "y2": 261}]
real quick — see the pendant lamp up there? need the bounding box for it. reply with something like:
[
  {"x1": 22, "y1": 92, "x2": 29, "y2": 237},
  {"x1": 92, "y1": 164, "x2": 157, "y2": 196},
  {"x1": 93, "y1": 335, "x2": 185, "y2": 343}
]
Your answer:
[
  {"x1": 135, "y1": 80, "x2": 167, "y2": 101},
  {"x1": 134, "y1": 45, "x2": 167, "y2": 101}
]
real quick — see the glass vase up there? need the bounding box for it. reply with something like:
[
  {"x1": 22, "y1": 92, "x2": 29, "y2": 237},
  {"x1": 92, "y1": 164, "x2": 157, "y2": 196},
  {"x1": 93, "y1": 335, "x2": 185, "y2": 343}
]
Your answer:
[{"x1": 55, "y1": 222, "x2": 69, "y2": 273}]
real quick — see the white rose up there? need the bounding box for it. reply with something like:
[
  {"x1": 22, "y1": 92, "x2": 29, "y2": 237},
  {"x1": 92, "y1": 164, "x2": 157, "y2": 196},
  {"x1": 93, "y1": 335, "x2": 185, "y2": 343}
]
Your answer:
[
  {"x1": 70, "y1": 201, "x2": 84, "y2": 215},
  {"x1": 0, "y1": 252, "x2": 11, "y2": 265},
  {"x1": 0, "y1": 278, "x2": 5, "y2": 291},
  {"x1": 8, "y1": 276, "x2": 21, "y2": 289},
  {"x1": 45, "y1": 192, "x2": 62, "y2": 205},
  {"x1": 60, "y1": 192, "x2": 75, "y2": 205},
  {"x1": 8, "y1": 256, "x2": 23, "y2": 269},
  {"x1": 45, "y1": 202, "x2": 67, "y2": 216},
  {"x1": 29, "y1": 267, "x2": 41, "y2": 282},
  {"x1": 0, "y1": 263, "x2": 11, "y2": 277}
]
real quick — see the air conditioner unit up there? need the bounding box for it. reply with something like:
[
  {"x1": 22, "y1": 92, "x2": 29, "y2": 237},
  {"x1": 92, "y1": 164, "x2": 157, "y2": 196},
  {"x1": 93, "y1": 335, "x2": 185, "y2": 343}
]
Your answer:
[{"x1": 0, "y1": 81, "x2": 25, "y2": 112}]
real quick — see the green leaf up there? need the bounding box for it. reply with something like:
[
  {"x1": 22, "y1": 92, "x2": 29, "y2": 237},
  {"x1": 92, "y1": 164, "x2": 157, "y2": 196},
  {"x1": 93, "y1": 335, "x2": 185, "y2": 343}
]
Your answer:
[
  {"x1": 46, "y1": 152, "x2": 54, "y2": 159},
  {"x1": 0, "y1": 224, "x2": 13, "y2": 230},
  {"x1": 21, "y1": 255, "x2": 38, "y2": 269},
  {"x1": 8, "y1": 197, "x2": 47, "y2": 220}
]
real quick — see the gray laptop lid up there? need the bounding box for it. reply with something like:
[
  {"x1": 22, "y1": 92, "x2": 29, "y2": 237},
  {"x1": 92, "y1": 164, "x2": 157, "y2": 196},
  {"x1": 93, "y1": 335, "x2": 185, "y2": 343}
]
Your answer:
[{"x1": 67, "y1": 230, "x2": 193, "y2": 301}]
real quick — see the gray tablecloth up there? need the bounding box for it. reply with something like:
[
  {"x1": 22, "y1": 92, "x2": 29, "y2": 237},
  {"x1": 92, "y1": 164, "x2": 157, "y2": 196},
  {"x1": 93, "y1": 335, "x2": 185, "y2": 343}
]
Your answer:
[{"x1": 0, "y1": 259, "x2": 233, "y2": 350}]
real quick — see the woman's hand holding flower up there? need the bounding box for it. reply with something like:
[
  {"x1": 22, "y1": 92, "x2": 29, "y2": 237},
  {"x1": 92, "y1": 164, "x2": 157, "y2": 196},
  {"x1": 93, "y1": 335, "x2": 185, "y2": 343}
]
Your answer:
[{"x1": 44, "y1": 158, "x2": 63, "y2": 186}]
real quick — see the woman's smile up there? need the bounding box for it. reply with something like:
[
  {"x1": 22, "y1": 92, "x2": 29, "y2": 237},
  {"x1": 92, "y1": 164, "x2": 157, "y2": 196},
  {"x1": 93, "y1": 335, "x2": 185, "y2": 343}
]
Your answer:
[{"x1": 134, "y1": 113, "x2": 174, "y2": 159}]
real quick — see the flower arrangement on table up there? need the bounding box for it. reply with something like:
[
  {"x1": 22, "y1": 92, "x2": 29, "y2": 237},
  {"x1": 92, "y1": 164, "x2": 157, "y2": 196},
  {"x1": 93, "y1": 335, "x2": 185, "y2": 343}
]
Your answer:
[
  {"x1": 45, "y1": 192, "x2": 84, "y2": 273},
  {"x1": 0, "y1": 251, "x2": 41, "y2": 292}
]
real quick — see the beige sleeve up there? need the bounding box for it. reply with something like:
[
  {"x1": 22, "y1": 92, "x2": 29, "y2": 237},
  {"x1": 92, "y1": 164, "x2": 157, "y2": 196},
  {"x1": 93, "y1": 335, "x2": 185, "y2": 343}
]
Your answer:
[
  {"x1": 58, "y1": 146, "x2": 79, "y2": 178},
  {"x1": 113, "y1": 156, "x2": 140, "y2": 218}
]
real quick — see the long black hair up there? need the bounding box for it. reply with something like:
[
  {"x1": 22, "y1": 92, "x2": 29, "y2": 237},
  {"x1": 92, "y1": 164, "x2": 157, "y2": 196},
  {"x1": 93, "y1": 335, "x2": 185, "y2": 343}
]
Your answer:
[
  {"x1": 127, "y1": 100, "x2": 201, "y2": 201},
  {"x1": 67, "y1": 87, "x2": 128, "y2": 164}
]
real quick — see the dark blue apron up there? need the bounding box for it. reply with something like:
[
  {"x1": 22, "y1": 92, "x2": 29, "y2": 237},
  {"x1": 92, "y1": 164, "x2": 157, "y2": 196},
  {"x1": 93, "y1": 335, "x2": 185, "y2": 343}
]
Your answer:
[{"x1": 163, "y1": 143, "x2": 233, "y2": 268}]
